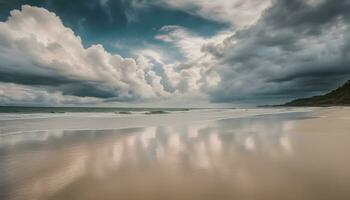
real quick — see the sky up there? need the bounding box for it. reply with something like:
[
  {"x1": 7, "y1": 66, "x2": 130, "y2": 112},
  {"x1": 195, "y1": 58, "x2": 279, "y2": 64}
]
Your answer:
[{"x1": 0, "y1": 0, "x2": 349, "y2": 107}]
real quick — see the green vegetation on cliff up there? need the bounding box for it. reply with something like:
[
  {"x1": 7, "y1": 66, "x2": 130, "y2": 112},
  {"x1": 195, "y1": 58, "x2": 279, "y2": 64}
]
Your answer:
[{"x1": 284, "y1": 80, "x2": 350, "y2": 106}]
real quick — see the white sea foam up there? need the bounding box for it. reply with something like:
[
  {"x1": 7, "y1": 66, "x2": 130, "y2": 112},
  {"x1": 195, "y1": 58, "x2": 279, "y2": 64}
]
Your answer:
[{"x1": 0, "y1": 108, "x2": 313, "y2": 136}]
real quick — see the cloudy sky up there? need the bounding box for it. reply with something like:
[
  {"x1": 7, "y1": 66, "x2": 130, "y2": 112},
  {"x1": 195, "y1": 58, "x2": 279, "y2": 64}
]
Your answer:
[{"x1": 0, "y1": 0, "x2": 349, "y2": 107}]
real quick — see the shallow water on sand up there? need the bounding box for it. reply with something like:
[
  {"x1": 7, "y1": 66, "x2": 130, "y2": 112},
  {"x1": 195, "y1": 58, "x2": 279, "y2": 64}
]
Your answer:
[{"x1": 1, "y1": 112, "x2": 350, "y2": 200}]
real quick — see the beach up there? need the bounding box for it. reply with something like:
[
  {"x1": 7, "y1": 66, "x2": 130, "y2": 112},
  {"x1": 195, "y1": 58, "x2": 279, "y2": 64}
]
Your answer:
[{"x1": 1, "y1": 107, "x2": 350, "y2": 200}]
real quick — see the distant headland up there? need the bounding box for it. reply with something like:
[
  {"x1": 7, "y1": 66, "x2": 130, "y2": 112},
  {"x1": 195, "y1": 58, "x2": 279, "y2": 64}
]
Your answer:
[{"x1": 281, "y1": 80, "x2": 350, "y2": 107}]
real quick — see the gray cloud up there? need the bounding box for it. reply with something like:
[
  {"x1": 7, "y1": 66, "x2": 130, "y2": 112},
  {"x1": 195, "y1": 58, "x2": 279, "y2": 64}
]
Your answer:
[
  {"x1": 263, "y1": 0, "x2": 350, "y2": 35},
  {"x1": 200, "y1": 0, "x2": 350, "y2": 103},
  {"x1": 0, "y1": 82, "x2": 101, "y2": 106}
]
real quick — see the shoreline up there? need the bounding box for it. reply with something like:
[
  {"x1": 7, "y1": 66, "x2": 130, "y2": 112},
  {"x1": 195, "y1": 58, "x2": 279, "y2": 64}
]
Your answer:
[{"x1": 0, "y1": 108, "x2": 313, "y2": 136}]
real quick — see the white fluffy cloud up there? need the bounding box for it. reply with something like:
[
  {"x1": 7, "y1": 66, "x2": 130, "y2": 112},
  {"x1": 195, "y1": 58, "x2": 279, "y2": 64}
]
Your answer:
[
  {"x1": 155, "y1": 25, "x2": 230, "y2": 94},
  {"x1": 0, "y1": 5, "x2": 168, "y2": 102}
]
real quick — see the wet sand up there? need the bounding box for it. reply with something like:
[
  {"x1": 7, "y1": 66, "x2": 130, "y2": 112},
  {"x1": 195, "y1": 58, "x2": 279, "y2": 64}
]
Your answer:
[{"x1": 1, "y1": 108, "x2": 350, "y2": 200}]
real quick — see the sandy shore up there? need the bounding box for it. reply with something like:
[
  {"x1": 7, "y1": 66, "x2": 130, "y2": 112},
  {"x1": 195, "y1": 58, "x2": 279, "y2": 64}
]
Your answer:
[
  {"x1": 292, "y1": 107, "x2": 350, "y2": 134},
  {"x1": 1, "y1": 107, "x2": 350, "y2": 200}
]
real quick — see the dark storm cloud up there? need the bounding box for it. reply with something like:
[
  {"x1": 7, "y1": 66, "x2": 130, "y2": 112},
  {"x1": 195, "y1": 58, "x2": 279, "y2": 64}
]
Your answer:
[
  {"x1": 0, "y1": 68, "x2": 129, "y2": 99},
  {"x1": 206, "y1": 0, "x2": 350, "y2": 104},
  {"x1": 261, "y1": 0, "x2": 350, "y2": 83},
  {"x1": 264, "y1": 0, "x2": 350, "y2": 34},
  {"x1": 0, "y1": 71, "x2": 70, "y2": 86},
  {"x1": 59, "y1": 83, "x2": 120, "y2": 99}
]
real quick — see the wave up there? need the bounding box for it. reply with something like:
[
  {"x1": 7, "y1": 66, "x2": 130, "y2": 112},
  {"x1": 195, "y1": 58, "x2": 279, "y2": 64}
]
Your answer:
[
  {"x1": 145, "y1": 110, "x2": 170, "y2": 114},
  {"x1": 0, "y1": 106, "x2": 191, "y2": 114}
]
